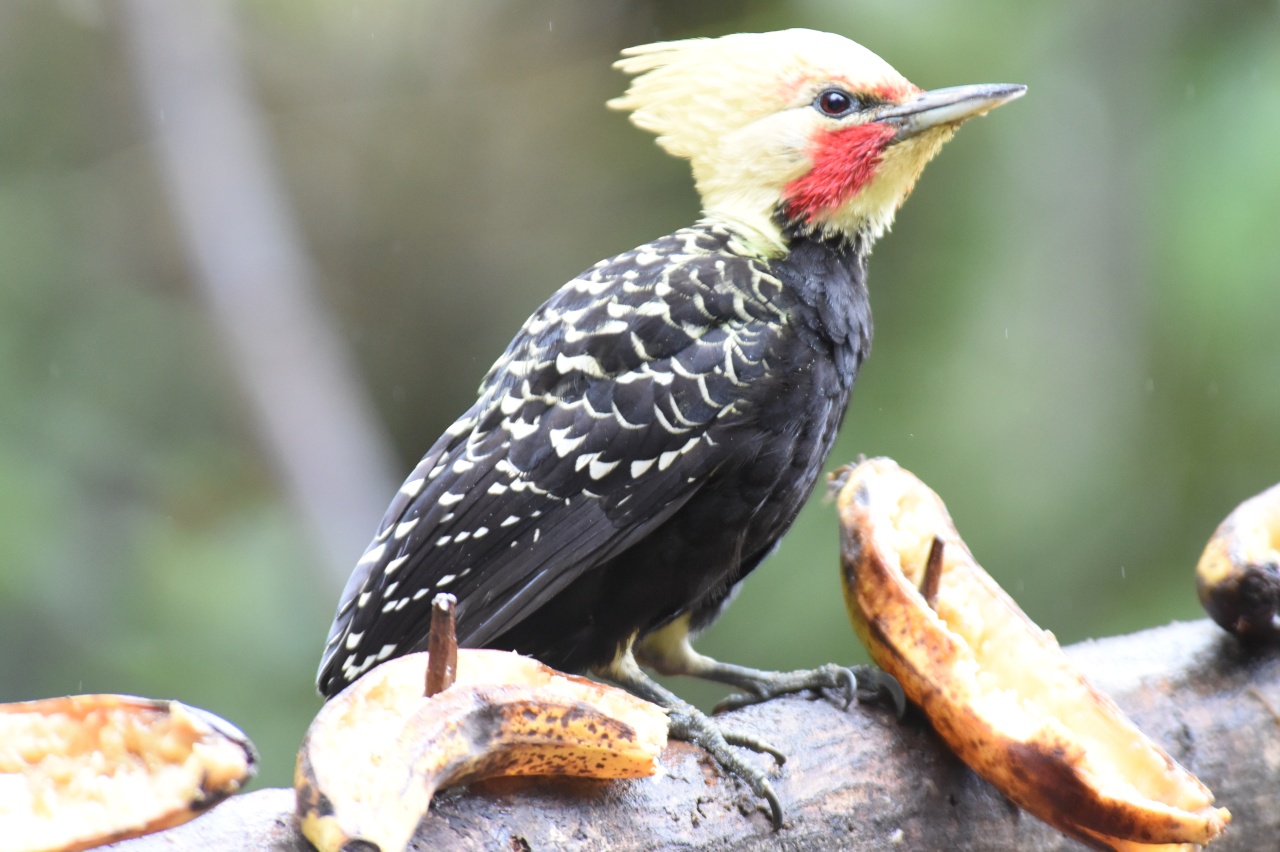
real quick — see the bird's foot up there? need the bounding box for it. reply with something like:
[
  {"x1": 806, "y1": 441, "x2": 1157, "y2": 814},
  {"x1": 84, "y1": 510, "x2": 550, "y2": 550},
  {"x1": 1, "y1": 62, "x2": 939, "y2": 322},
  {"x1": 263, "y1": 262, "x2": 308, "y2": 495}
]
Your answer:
[
  {"x1": 712, "y1": 663, "x2": 905, "y2": 716},
  {"x1": 598, "y1": 650, "x2": 789, "y2": 828},
  {"x1": 666, "y1": 701, "x2": 786, "y2": 828},
  {"x1": 632, "y1": 625, "x2": 905, "y2": 716}
]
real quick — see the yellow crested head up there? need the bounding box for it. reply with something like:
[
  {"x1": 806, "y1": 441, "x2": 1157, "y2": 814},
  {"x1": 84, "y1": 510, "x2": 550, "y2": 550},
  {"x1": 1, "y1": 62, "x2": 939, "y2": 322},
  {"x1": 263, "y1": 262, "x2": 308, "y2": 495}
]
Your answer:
[{"x1": 609, "y1": 29, "x2": 1024, "y2": 255}]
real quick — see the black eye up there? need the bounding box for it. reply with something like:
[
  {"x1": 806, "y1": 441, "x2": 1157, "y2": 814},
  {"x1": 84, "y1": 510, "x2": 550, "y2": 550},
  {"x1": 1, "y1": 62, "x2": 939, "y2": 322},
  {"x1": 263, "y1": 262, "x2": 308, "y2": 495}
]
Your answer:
[{"x1": 815, "y1": 88, "x2": 859, "y2": 117}]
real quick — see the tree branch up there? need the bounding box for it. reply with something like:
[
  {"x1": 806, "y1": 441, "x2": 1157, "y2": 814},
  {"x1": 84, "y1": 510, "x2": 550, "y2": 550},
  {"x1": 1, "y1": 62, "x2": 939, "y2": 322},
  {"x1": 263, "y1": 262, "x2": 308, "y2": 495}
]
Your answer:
[{"x1": 104, "y1": 619, "x2": 1280, "y2": 851}]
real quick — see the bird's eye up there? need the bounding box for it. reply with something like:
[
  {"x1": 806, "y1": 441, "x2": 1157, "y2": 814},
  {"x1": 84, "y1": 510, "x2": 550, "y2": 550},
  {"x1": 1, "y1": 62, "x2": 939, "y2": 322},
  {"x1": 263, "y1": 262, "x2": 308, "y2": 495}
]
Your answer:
[{"x1": 815, "y1": 89, "x2": 859, "y2": 117}]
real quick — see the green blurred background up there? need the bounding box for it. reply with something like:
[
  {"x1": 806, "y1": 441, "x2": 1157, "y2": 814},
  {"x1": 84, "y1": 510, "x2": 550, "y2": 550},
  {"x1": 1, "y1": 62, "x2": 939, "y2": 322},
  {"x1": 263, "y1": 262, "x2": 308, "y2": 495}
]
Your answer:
[{"x1": 2, "y1": 0, "x2": 1278, "y2": 788}]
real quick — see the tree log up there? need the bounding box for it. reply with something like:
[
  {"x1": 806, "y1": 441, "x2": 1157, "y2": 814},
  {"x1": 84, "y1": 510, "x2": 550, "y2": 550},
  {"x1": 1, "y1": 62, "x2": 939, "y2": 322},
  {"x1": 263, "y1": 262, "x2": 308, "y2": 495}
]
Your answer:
[{"x1": 104, "y1": 619, "x2": 1280, "y2": 851}]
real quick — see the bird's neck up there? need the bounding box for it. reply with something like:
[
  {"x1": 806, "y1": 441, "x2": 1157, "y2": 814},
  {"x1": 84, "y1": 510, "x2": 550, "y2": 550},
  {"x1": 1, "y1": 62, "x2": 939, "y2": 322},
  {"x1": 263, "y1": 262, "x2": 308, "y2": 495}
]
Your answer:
[
  {"x1": 699, "y1": 210, "x2": 789, "y2": 259},
  {"x1": 703, "y1": 206, "x2": 879, "y2": 262},
  {"x1": 774, "y1": 230, "x2": 871, "y2": 315},
  {"x1": 700, "y1": 214, "x2": 872, "y2": 337},
  {"x1": 767, "y1": 229, "x2": 873, "y2": 387}
]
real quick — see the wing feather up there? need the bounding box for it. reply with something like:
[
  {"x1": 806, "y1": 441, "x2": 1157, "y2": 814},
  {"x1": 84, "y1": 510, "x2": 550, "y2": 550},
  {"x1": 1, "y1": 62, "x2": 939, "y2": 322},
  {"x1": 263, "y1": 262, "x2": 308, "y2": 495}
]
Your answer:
[{"x1": 317, "y1": 223, "x2": 789, "y2": 694}]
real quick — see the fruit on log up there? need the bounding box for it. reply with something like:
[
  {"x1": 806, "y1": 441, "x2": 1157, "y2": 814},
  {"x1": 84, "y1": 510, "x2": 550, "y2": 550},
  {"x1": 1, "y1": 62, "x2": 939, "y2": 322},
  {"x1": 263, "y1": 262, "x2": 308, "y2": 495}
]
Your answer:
[
  {"x1": 1197, "y1": 481, "x2": 1280, "y2": 642},
  {"x1": 0, "y1": 695, "x2": 256, "y2": 852},
  {"x1": 295, "y1": 649, "x2": 667, "y2": 852},
  {"x1": 835, "y1": 457, "x2": 1229, "y2": 851}
]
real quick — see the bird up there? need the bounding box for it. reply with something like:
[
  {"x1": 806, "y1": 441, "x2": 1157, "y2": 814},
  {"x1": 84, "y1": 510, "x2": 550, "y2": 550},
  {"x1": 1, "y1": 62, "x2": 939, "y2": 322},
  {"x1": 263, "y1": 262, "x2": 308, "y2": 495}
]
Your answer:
[{"x1": 318, "y1": 28, "x2": 1024, "y2": 826}]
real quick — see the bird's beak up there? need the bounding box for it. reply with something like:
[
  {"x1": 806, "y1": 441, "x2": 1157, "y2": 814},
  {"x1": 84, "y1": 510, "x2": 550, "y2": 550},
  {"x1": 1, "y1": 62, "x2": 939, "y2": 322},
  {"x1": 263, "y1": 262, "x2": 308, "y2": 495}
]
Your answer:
[{"x1": 875, "y1": 83, "x2": 1026, "y2": 142}]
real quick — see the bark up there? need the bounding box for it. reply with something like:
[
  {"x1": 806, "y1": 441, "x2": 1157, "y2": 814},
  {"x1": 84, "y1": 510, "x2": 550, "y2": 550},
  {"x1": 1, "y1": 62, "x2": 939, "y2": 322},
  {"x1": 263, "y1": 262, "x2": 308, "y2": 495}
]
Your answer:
[{"x1": 104, "y1": 619, "x2": 1280, "y2": 851}]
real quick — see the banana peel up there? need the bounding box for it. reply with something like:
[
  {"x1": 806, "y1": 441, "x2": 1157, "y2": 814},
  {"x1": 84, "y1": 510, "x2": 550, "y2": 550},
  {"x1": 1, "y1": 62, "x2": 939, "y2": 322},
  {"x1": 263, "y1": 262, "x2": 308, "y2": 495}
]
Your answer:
[
  {"x1": 1197, "y1": 481, "x2": 1280, "y2": 642},
  {"x1": 836, "y1": 457, "x2": 1229, "y2": 851},
  {"x1": 0, "y1": 694, "x2": 256, "y2": 852},
  {"x1": 295, "y1": 648, "x2": 668, "y2": 852}
]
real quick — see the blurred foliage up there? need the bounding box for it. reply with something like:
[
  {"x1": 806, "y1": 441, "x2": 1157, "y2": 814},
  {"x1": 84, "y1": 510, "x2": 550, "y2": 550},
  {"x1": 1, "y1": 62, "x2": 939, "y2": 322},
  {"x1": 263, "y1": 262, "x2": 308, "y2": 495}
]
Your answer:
[{"x1": 1, "y1": 0, "x2": 1277, "y2": 788}]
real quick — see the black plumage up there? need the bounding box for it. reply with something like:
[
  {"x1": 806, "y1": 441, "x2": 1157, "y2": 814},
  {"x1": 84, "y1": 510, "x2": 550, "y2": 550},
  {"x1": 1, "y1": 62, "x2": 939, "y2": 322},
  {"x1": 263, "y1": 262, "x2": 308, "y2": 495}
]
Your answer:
[{"x1": 317, "y1": 220, "x2": 871, "y2": 696}]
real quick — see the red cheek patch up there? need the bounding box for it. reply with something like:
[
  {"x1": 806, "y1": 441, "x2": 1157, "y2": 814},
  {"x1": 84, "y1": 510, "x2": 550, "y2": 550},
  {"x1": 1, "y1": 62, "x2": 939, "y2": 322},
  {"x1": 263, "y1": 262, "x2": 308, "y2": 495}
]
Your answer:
[{"x1": 784, "y1": 122, "x2": 897, "y2": 223}]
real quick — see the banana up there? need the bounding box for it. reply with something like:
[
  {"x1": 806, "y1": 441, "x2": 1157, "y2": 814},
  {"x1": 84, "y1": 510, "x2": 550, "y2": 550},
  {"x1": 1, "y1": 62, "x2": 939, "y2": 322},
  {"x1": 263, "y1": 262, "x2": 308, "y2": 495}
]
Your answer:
[
  {"x1": 295, "y1": 648, "x2": 668, "y2": 852},
  {"x1": 0, "y1": 694, "x2": 256, "y2": 852},
  {"x1": 1196, "y1": 481, "x2": 1280, "y2": 642},
  {"x1": 835, "y1": 457, "x2": 1229, "y2": 851}
]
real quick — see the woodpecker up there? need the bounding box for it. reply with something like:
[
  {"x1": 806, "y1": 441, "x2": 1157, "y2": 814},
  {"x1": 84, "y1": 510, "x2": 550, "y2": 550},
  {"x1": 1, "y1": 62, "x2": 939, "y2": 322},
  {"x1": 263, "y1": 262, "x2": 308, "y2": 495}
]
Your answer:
[{"x1": 319, "y1": 29, "x2": 1023, "y2": 825}]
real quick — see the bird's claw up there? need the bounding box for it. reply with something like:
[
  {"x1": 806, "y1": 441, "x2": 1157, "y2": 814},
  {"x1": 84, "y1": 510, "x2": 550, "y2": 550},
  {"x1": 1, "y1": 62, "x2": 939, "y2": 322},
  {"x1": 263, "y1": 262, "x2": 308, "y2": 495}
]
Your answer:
[
  {"x1": 722, "y1": 729, "x2": 787, "y2": 765},
  {"x1": 712, "y1": 662, "x2": 861, "y2": 713},
  {"x1": 667, "y1": 705, "x2": 785, "y2": 829},
  {"x1": 711, "y1": 662, "x2": 905, "y2": 717},
  {"x1": 852, "y1": 664, "x2": 908, "y2": 718}
]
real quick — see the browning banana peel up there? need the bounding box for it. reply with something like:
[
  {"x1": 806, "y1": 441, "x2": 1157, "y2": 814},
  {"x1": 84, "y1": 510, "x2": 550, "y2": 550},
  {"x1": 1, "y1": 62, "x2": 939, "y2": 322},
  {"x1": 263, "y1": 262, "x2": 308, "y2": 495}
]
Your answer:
[
  {"x1": 0, "y1": 695, "x2": 256, "y2": 852},
  {"x1": 295, "y1": 648, "x2": 668, "y2": 852},
  {"x1": 836, "y1": 457, "x2": 1229, "y2": 851},
  {"x1": 1197, "y1": 481, "x2": 1280, "y2": 642}
]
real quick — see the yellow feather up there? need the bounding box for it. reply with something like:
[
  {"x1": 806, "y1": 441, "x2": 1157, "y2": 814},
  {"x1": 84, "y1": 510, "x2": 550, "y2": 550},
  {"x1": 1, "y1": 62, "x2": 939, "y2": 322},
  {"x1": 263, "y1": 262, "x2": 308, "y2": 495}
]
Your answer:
[{"x1": 608, "y1": 29, "x2": 955, "y2": 254}]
